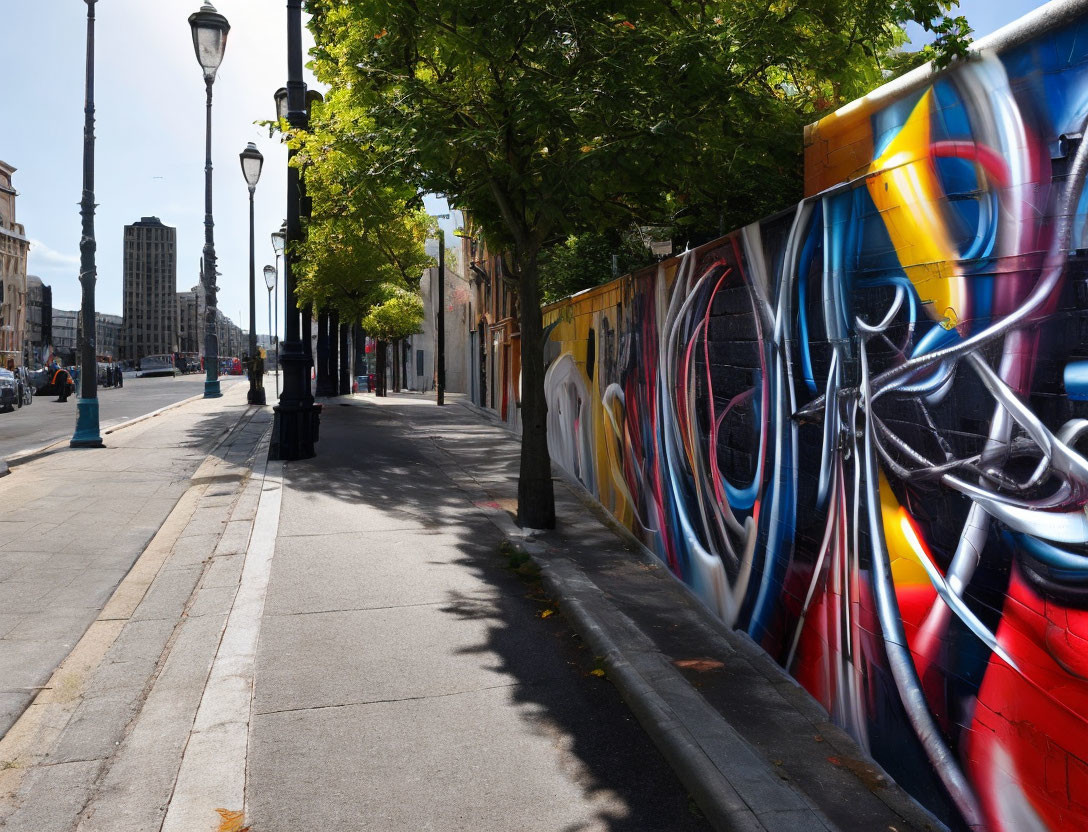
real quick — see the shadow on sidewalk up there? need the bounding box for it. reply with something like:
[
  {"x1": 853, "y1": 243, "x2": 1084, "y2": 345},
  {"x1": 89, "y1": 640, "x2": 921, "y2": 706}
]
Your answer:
[{"x1": 277, "y1": 397, "x2": 711, "y2": 832}]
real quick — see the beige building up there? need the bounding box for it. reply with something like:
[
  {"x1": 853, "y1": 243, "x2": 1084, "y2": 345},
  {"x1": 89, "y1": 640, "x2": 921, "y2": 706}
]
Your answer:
[
  {"x1": 0, "y1": 161, "x2": 29, "y2": 367},
  {"x1": 122, "y1": 217, "x2": 178, "y2": 360},
  {"x1": 177, "y1": 283, "x2": 244, "y2": 364}
]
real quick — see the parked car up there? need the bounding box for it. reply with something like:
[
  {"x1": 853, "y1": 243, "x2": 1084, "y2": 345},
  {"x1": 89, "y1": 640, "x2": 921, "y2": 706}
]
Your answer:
[
  {"x1": 14, "y1": 366, "x2": 32, "y2": 407},
  {"x1": 0, "y1": 369, "x2": 17, "y2": 412}
]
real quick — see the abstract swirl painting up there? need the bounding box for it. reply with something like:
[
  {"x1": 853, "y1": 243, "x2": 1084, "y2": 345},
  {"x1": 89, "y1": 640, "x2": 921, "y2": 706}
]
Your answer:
[{"x1": 543, "y1": 20, "x2": 1088, "y2": 832}]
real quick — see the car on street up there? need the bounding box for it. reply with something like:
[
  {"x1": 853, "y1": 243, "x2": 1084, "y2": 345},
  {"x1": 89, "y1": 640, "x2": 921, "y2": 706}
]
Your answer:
[
  {"x1": 0, "y1": 369, "x2": 17, "y2": 412},
  {"x1": 31, "y1": 367, "x2": 75, "y2": 399}
]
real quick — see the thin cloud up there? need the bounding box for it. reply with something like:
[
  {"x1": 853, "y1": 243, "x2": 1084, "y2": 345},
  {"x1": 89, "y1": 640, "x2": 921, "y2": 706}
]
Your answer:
[{"x1": 28, "y1": 239, "x2": 80, "y2": 269}]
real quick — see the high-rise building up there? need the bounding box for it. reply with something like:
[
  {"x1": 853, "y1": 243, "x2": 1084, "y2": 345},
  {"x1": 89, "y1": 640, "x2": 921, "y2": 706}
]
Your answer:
[
  {"x1": 0, "y1": 161, "x2": 29, "y2": 366},
  {"x1": 122, "y1": 217, "x2": 178, "y2": 360}
]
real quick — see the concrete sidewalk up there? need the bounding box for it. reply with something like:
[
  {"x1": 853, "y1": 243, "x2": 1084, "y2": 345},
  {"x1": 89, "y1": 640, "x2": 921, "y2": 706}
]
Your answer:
[
  {"x1": 0, "y1": 382, "x2": 255, "y2": 739},
  {"x1": 0, "y1": 392, "x2": 943, "y2": 832},
  {"x1": 243, "y1": 394, "x2": 940, "y2": 832},
  {"x1": 0, "y1": 393, "x2": 272, "y2": 831}
]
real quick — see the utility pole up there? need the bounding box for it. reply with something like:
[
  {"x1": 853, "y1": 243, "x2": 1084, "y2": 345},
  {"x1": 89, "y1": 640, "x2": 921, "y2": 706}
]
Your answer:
[
  {"x1": 71, "y1": 0, "x2": 103, "y2": 448},
  {"x1": 268, "y1": 0, "x2": 316, "y2": 459},
  {"x1": 437, "y1": 232, "x2": 445, "y2": 406}
]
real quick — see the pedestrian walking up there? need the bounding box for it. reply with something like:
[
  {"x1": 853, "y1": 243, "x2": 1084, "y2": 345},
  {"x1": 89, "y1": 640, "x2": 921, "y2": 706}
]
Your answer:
[
  {"x1": 105, "y1": 365, "x2": 114, "y2": 388},
  {"x1": 116, "y1": 365, "x2": 123, "y2": 388},
  {"x1": 52, "y1": 365, "x2": 71, "y2": 403}
]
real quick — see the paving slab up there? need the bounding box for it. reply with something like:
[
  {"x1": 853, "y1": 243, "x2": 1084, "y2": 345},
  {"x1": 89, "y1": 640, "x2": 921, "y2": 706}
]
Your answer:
[
  {"x1": 263, "y1": 528, "x2": 509, "y2": 616},
  {"x1": 0, "y1": 404, "x2": 272, "y2": 830},
  {"x1": 249, "y1": 686, "x2": 632, "y2": 832},
  {"x1": 0, "y1": 384, "x2": 254, "y2": 741},
  {"x1": 247, "y1": 401, "x2": 713, "y2": 832}
]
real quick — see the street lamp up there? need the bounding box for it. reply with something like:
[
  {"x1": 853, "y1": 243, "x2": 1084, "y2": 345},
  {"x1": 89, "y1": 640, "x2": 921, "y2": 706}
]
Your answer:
[
  {"x1": 240, "y1": 141, "x2": 265, "y2": 405},
  {"x1": 188, "y1": 2, "x2": 229, "y2": 399},
  {"x1": 271, "y1": 223, "x2": 285, "y2": 398},
  {"x1": 264, "y1": 264, "x2": 278, "y2": 396},
  {"x1": 268, "y1": 2, "x2": 319, "y2": 460},
  {"x1": 71, "y1": 0, "x2": 103, "y2": 448}
]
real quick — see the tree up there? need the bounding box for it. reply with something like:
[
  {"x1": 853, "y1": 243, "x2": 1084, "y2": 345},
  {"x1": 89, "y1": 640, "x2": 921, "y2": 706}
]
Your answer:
[
  {"x1": 539, "y1": 229, "x2": 656, "y2": 304},
  {"x1": 306, "y1": 0, "x2": 970, "y2": 529},
  {"x1": 291, "y1": 88, "x2": 437, "y2": 324},
  {"x1": 360, "y1": 287, "x2": 424, "y2": 396}
]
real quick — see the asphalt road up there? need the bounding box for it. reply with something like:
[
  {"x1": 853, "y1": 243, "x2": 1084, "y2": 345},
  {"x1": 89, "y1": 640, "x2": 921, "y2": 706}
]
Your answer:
[{"x1": 0, "y1": 372, "x2": 252, "y2": 461}]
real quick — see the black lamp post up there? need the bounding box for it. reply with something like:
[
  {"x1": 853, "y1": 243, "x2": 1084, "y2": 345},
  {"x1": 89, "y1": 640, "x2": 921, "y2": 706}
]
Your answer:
[
  {"x1": 269, "y1": 0, "x2": 317, "y2": 460},
  {"x1": 71, "y1": 0, "x2": 103, "y2": 447},
  {"x1": 188, "y1": 2, "x2": 229, "y2": 399},
  {"x1": 240, "y1": 141, "x2": 265, "y2": 405},
  {"x1": 264, "y1": 264, "x2": 277, "y2": 397},
  {"x1": 271, "y1": 223, "x2": 285, "y2": 396}
]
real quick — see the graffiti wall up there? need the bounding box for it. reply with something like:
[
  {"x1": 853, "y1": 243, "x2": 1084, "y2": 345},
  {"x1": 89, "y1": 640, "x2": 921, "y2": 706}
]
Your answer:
[{"x1": 542, "y1": 17, "x2": 1088, "y2": 832}]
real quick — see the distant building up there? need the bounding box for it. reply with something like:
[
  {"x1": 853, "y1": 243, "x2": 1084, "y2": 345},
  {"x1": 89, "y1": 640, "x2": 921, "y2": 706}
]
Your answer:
[
  {"x1": 52, "y1": 308, "x2": 78, "y2": 365},
  {"x1": 122, "y1": 217, "x2": 178, "y2": 360},
  {"x1": 25, "y1": 275, "x2": 51, "y2": 365},
  {"x1": 405, "y1": 262, "x2": 472, "y2": 395},
  {"x1": 177, "y1": 283, "x2": 202, "y2": 355},
  {"x1": 95, "y1": 313, "x2": 123, "y2": 360},
  {"x1": 217, "y1": 310, "x2": 243, "y2": 359},
  {"x1": 176, "y1": 283, "x2": 244, "y2": 364},
  {"x1": 0, "y1": 161, "x2": 29, "y2": 366}
]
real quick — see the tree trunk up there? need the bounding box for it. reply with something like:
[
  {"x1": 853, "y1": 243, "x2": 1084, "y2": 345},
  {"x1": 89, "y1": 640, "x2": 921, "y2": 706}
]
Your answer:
[
  {"x1": 391, "y1": 339, "x2": 399, "y2": 392},
  {"x1": 515, "y1": 249, "x2": 556, "y2": 529},
  {"x1": 376, "y1": 338, "x2": 387, "y2": 397}
]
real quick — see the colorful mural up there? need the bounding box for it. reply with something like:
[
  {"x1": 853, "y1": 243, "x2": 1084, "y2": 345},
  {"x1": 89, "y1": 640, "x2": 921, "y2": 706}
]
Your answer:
[{"x1": 542, "y1": 21, "x2": 1088, "y2": 832}]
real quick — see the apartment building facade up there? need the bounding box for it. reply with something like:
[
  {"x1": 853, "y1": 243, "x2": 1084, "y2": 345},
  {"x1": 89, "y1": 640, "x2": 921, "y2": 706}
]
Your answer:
[{"x1": 122, "y1": 217, "x2": 178, "y2": 360}]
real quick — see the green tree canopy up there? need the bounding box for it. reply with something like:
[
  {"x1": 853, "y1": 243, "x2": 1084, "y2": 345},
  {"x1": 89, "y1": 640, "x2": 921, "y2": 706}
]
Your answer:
[
  {"x1": 305, "y1": 0, "x2": 970, "y2": 527},
  {"x1": 291, "y1": 89, "x2": 438, "y2": 324},
  {"x1": 359, "y1": 286, "x2": 425, "y2": 342}
]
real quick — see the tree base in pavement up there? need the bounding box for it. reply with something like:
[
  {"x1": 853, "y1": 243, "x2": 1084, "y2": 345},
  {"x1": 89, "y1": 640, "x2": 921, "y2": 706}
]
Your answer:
[{"x1": 70, "y1": 398, "x2": 104, "y2": 448}]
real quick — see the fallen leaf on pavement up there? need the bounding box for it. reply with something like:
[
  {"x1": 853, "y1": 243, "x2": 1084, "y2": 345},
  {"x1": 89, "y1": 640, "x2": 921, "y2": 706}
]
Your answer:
[{"x1": 216, "y1": 808, "x2": 249, "y2": 832}]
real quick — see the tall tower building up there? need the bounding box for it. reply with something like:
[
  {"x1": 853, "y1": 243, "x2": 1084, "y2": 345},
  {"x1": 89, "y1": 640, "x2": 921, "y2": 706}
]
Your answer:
[{"x1": 122, "y1": 217, "x2": 178, "y2": 361}]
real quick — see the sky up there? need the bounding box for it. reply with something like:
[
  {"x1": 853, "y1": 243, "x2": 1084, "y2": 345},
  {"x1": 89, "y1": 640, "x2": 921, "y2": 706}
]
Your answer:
[{"x1": 0, "y1": 0, "x2": 1044, "y2": 340}]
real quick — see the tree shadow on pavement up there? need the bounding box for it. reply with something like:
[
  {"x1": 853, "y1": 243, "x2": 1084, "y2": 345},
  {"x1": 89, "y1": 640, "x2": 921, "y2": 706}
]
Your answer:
[{"x1": 281, "y1": 397, "x2": 712, "y2": 832}]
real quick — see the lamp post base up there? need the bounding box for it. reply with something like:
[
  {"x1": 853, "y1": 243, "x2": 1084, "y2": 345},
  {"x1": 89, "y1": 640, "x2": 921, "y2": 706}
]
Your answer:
[
  {"x1": 70, "y1": 398, "x2": 104, "y2": 448},
  {"x1": 204, "y1": 379, "x2": 222, "y2": 399},
  {"x1": 268, "y1": 400, "x2": 316, "y2": 460}
]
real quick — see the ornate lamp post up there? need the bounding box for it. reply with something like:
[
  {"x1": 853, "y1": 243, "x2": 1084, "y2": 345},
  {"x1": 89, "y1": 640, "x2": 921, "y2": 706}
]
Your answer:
[
  {"x1": 71, "y1": 0, "x2": 103, "y2": 447},
  {"x1": 269, "y1": 3, "x2": 319, "y2": 459},
  {"x1": 264, "y1": 264, "x2": 277, "y2": 396},
  {"x1": 240, "y1": 142, "x2": 265, "y2": 405},
  {"x1": 271, "y1": 223, "x2": 285, "y2": 395},
  {"x1": 188, "y1": 2, "x2": 229, "y2": 399}
]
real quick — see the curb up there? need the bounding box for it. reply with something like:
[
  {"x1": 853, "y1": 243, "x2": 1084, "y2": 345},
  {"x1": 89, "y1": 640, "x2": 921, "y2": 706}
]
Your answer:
[
  {"x1": 417, "y1": 400, "x2": 940, "y2": 832},
  {"x1": 413, "y1": 413, "x2": 829, "y2": 832},
  {"x1": 0, "y1": 392, "x2": 205, "y2": 476}
]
